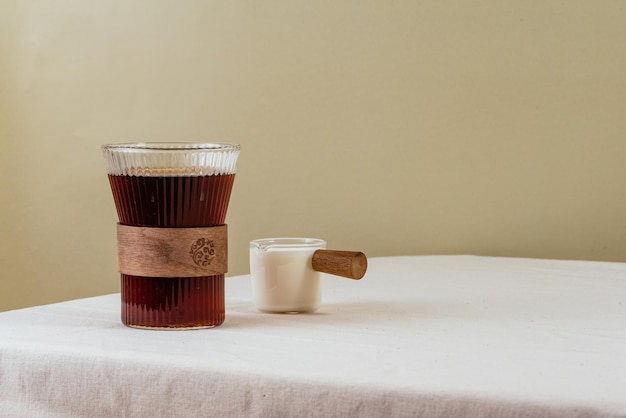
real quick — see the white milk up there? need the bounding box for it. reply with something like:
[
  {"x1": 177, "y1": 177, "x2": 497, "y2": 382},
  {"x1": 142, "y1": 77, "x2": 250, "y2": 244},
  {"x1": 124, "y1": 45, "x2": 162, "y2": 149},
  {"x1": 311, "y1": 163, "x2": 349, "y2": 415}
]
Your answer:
[{"x1": 249, "y1": 239, "x2": 326, "y2": 313}]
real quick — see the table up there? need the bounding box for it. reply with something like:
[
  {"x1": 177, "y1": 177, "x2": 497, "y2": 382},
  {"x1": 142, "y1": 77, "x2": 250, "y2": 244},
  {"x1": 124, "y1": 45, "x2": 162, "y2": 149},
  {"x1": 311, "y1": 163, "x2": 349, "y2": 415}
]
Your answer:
[{"x1": 1, "y1": 256, "x2": 626, "y2": 417}]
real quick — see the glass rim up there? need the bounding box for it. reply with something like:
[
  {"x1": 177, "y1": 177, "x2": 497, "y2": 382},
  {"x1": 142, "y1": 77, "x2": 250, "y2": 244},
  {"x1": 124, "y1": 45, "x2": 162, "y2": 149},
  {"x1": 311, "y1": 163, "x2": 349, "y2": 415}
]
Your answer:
[
  {"x1": 250, "y1": 237, "x2": 327, "y2": 251},
  {"x1": 101, "y1": 142, "x2": 240, "y2": 152}
]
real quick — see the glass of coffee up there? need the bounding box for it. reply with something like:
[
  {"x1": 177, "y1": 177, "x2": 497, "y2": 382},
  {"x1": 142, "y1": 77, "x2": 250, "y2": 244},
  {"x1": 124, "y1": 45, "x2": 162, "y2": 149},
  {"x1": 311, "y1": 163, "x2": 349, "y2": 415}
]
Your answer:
[{"x1": 102, "y1": 143, "x2": 240, "y2": 329}]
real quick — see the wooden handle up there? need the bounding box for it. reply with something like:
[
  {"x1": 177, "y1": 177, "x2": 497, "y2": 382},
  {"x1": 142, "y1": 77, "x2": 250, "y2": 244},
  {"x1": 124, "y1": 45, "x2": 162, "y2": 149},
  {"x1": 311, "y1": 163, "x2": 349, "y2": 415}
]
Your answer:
[{"x1": 312, "y1": 250, "x2": 367, "y2": 280}]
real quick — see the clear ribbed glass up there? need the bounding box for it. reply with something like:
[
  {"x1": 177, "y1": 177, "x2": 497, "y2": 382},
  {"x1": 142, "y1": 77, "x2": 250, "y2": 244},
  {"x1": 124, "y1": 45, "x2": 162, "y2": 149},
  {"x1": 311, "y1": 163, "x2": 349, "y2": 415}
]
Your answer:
[
  {"x1": 102, "y1": 142, "x2": 239, "y2": 177},
  {"x1": 102, "y1": 143, "x2": 240, "y2": 329}
]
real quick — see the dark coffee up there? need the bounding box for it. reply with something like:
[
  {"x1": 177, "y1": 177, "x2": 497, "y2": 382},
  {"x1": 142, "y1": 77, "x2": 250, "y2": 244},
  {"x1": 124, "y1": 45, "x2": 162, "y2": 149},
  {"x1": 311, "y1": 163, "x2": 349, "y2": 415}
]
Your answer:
[{"x1": 108, "y1": 173, "x2": 235, "y2": 328}]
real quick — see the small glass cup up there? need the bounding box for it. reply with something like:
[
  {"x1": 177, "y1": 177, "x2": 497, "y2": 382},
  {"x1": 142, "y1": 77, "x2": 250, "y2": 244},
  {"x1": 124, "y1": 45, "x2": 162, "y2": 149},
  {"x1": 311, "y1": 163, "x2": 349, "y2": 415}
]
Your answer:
[{"x1": 249, "y1": 238, "x2": 327, "y2": 313}]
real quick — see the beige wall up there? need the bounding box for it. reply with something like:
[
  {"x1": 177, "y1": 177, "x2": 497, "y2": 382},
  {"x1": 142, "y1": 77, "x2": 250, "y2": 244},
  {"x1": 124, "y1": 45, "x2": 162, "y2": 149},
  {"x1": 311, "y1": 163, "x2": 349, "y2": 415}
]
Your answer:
[{"x1": 2, "y1": 1, "x2": 626, "y2": 311}]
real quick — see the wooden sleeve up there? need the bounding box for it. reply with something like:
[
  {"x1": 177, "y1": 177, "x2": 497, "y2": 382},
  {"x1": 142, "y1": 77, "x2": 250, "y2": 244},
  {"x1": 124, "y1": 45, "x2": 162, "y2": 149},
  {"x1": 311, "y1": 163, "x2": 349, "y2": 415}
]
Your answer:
[{"x1": 116, "y1": 224, "x2": 228, "y2": 278}]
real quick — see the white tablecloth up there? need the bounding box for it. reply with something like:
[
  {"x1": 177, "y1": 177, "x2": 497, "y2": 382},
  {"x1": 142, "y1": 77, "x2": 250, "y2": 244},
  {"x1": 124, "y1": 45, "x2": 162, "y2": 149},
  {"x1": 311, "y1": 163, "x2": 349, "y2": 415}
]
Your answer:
[{"x1": 1, "y1": 256, "x2": 626, "y2": 417}]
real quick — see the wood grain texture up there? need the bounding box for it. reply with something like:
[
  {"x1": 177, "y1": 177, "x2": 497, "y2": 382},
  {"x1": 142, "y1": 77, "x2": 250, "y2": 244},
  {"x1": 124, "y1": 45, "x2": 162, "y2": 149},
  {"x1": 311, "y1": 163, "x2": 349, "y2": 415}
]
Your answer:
[
  {"x1": 312, "y1": 250, "x2": 367, "y2": 280},
  {"x1": 117, "y1": 224, "x2": 228, "y2": 278}
]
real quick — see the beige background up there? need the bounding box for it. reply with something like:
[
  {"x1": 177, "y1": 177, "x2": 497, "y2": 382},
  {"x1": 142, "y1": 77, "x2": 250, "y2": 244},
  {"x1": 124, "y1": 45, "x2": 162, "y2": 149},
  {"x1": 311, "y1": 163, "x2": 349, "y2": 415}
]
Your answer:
[{"x1": 1, "y1": 1, "x2": 626, "y2": 311}]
